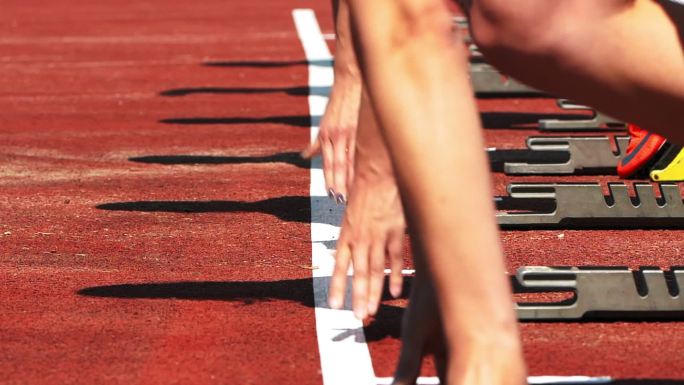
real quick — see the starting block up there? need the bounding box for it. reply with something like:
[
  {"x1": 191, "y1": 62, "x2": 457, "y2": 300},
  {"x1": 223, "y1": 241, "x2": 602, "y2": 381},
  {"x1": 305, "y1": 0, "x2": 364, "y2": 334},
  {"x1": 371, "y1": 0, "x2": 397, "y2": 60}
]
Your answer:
[
  {"x1": 515, "y1": 266, "x2": 684, "y2": 320},
  {"x1": 499, "y1": 136, "x2": 684, "y2": 179},
  {"x1": 503, "y1": 135, "x2": 629, "y2": 175},
  {"x1": 454, "y1": 17, "x2": 542, "y2": 95},
  {"x1": 650, "y1": 146, "x2": 684, "y2": 182},
  {"x1": 470, "y1": 62, "x2": 541, "y2": 95},
  {"x1": 496, "y1": 182, "x2": 684, "y2": 228},
  {"x1": 539, "y1": 100, "x2": 625, "y2": 131}
]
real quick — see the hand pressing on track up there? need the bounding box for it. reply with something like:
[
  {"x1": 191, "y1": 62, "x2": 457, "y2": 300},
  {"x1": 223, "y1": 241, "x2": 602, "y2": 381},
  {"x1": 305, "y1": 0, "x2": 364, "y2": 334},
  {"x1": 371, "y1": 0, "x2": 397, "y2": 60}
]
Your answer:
[
  {"x1": 328, "y1": 91, "x2": 406, "y2": 319},
  {"x1": 392, "y1": 264, "x2": 447, "y2": 385},
  {"x1": 301, "y1": 0, "x2": 361, "y2": 203},
  {"x1": 328, "y1": 167, "x2": 405, "y2": 318},
  {"x1": 392, "y1": 261, "x2": 527, "y2": 385}
]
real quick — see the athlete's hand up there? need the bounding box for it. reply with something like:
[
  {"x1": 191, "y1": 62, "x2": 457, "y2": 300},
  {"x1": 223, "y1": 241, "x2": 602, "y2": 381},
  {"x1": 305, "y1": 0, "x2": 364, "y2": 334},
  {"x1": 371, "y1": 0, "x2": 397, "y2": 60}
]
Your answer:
[
  {"x1": 392, "y1": 268, "x2": 447, "y2": 385},
  {"x1": 393, "y1": 264, "x2": 526, "y2": 385},
  {"x1": 327, "y1": 169, "x2": 406, "y2": 319},
  {"x1": 301, "y1": 76, "x2": 361, "y2": 203}
]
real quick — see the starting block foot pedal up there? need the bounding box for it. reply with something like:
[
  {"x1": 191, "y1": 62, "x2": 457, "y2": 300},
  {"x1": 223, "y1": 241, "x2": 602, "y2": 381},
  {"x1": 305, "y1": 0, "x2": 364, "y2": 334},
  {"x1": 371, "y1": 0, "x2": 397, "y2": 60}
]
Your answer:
[
  {"x1": 515, "y1": 266, "x2": 684, "y2": 320},
  {"x1": 496, "y1": 182, "x2": 684, "y2": 229},
  {"x1": 539, "y1": 100, "x2": 625, "y2": 131},
  {"x1": 650, "y1": 146, "x2": 684, "y2": 182},
  {"x1": 503, "y1": 135, "x2": 629, "y2": 175}
]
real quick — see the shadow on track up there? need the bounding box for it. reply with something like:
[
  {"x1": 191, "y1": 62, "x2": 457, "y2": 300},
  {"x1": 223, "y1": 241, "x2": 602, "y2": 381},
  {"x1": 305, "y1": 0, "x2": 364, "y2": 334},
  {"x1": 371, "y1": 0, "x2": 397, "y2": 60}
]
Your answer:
[
  {"x1": 129, "y1": 152, "x2": 308, "y2": 169},
  {"x1": 202, "y1": 59, "x2": 332, "y2": 68},
  {"x1": 78, "y1": 276, "x2": 412, "y2": 342},
  {"x1": 488, "y1": 149, "x2": 570, "y2": 173},
  {"x1": 78, "y1": 279, "x2": 316, "y2": 306},
  {"x1": 159, "y1": 86, "x2": 330, "y2": 97},
  {"x1": 159, "y1": 115, "x2": 315, "y2": 128},
  {"x1": 481, "y1": 112, "x2": 593, "y2": 130},
  {"x1": 475, "y1": 92, "x2": 548, "y2": 99},
  {"x1": 158, "y1": 112, "x2": 597, "y2": 130},
  {"x1": 96, "y1": 196, "x2": 311, "y2": 223}
]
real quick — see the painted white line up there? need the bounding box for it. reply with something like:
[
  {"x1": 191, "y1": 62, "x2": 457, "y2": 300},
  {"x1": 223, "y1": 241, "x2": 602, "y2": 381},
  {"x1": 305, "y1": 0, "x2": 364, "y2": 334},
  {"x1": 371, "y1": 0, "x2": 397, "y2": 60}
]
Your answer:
[
  {"x1": 384, "y1": 269, "x2": 416, "y2": 275},
  {"x1": 375, "y1": 377, "x2": 440, "y2": 385},
  {"x1": 294, "y1": 8, "x2": 613, "y2": 385},
  {"x1": 527, "y1": 377, "x2": 613, "y2": 384},
  {"x1": 376, "y1": 376, "x2": 612, "y2": 385},
  {"x1": 294, "y1": 9, "x2": 376, "y2": 385}
]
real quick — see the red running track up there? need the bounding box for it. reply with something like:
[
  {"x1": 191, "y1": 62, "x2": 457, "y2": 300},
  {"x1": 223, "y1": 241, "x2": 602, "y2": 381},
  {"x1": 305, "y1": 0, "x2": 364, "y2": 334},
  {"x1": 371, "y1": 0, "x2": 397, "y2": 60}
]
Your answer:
[
  {"x1": 1, "y1": 0, "x2": 683, "y2": 384},
  {"x1": 1, "y1": 1, "x2": 320, "y2": 384}
]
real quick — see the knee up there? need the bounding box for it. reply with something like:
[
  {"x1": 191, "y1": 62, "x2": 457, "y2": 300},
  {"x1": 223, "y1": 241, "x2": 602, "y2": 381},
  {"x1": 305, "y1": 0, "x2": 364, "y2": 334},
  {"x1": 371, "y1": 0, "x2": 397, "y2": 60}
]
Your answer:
[
  {"x1": 468, "y1": 0, "x2": 561, "y2": 61},
  {"x1": 394, "y1": 0, "x2": 454, "y2": 46}
]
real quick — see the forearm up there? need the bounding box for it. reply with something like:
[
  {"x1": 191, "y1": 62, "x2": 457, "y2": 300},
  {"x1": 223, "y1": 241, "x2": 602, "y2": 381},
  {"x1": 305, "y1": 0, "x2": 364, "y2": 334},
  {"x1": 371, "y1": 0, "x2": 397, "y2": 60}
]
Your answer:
[
  {"x1": 354, "y1": 91, "x2": 394, "y2": 183},
  {"x1": 333, "y1": 0, "x2": 361, "y2": 81},
  {"x1": 348, "y1": 0, "x2": 518, "y2": 349}
]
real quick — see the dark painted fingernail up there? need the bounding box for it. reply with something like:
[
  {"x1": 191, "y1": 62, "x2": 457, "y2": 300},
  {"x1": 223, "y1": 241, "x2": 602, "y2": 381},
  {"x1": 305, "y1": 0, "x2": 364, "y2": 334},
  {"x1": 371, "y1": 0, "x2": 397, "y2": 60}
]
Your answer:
[
  {"x1": 336, "y1": 194, "x2": 346, "y2": 205},
  {"x1": 328, "y1": 189, "x2": 335, "y2": 199}
]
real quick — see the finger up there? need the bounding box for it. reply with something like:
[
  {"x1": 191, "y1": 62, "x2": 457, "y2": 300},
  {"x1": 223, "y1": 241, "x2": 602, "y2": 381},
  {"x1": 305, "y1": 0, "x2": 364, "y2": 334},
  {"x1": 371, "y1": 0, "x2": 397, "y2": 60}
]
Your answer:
[
  {"x1": 321, "y1": 136, "x2": 335, "y2": 197},
  {"x1": 331, "y1": 130, "x2": 349, "y2": 201},
  {"x1": 367, "y1": 242, "x2": 386, "y2": 316},
  {"x1": 300, "y1": 137, "x2": 321, "y2": 159},
  {"x1": 392, "y1": 300, "x2": 426, "y2": 385},
  {"x1": 351, "y1": 243, "x2": 370, "y2": 320},
  {"x1": 387, "y1": 229, "x2": 405, "y2": 298},
  {"x1": 328, "y1": 238, "x2": 352, "y2": 310},
  {"x1": 433, "y1": 339, "x2": 448, "y2": 384}
]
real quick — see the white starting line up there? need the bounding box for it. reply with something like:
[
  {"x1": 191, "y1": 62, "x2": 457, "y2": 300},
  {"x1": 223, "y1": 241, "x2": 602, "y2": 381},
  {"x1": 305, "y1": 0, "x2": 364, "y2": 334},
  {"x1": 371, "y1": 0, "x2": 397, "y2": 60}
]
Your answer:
[
  {"x1": 376, "y1": 376, "x2": 612, "y2": 385},
  {"x1": 293, "y1": 8, "x2": 613, "y2": 385}
]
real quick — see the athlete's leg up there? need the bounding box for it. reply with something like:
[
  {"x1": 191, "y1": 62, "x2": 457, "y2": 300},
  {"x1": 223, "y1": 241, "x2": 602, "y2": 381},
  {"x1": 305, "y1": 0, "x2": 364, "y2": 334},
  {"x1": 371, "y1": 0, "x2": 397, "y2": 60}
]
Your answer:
[
  {"x1": 345, "y1": 0, "x2": 525, "y2": 384},
  {"x1": 392, "y1": 251, "x2": 445, "y2": 385},
  {"x1": 468, "y1": 0, "x2": 684, "y2": 141}
]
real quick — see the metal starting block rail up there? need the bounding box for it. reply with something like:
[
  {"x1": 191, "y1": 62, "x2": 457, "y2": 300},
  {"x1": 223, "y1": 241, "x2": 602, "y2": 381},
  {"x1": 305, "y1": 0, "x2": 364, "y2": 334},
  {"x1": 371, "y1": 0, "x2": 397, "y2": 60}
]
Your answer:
[
  {"x1": 539, "y1": 100, "x2": 625, "y2": 131},
  {"x1": 470, "y1": 62, "x2": 541, "y2": 95},
  {"x1": 455, "y1": 17, "x2": 541, "y2": 95},
  {"x1": 514, "y1": 266, "x2": 684, "y2": 320},
  {"x1": 503, "y1": 135, "x2": 629, "y2": 175},
  {"x1": 496, "y1": 182, "x2": 684, "y2": 228}
]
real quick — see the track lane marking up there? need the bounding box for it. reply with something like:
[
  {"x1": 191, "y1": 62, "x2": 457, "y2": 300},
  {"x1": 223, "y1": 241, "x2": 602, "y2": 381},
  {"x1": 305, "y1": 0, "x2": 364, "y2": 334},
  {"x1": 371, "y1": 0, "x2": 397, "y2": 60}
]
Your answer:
[
  {"x1": 294, "y1": 8, "x2": 614, "y2": 385},
  {"x1": 294, "y1": 9, "x2": 377, "y2": 385},
  {"x1": 376, "y1": 376, "x2": 612, "y2": 385}
]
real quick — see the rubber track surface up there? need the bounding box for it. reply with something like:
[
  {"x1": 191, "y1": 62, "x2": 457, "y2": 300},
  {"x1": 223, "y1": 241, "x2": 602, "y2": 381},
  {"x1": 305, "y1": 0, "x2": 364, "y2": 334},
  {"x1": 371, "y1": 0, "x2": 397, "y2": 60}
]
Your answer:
[
  {"x1": 1, "y1": 1, "x2": 684, "y2": 384},
  {"x1": 1, "y1": 1, "x2": 320, "y2": 384}
]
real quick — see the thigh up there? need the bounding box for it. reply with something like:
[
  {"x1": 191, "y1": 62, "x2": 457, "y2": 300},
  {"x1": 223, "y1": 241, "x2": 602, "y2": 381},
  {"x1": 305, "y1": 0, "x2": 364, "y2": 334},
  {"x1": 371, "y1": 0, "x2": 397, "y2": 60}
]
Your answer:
[{"x1": 659, "y1": 0, "x2": 684, "y2": 32}]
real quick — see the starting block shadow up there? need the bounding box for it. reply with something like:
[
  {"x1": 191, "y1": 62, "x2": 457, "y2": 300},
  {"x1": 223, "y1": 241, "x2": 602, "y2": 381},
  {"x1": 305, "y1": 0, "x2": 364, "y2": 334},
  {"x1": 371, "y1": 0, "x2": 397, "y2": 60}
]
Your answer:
[
  {"x1": 481, "y1": 112, "x2": 587, "y2": 130},
  {"x1": 489, "y1": 148, "x2": 570, "y2": 173}
]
